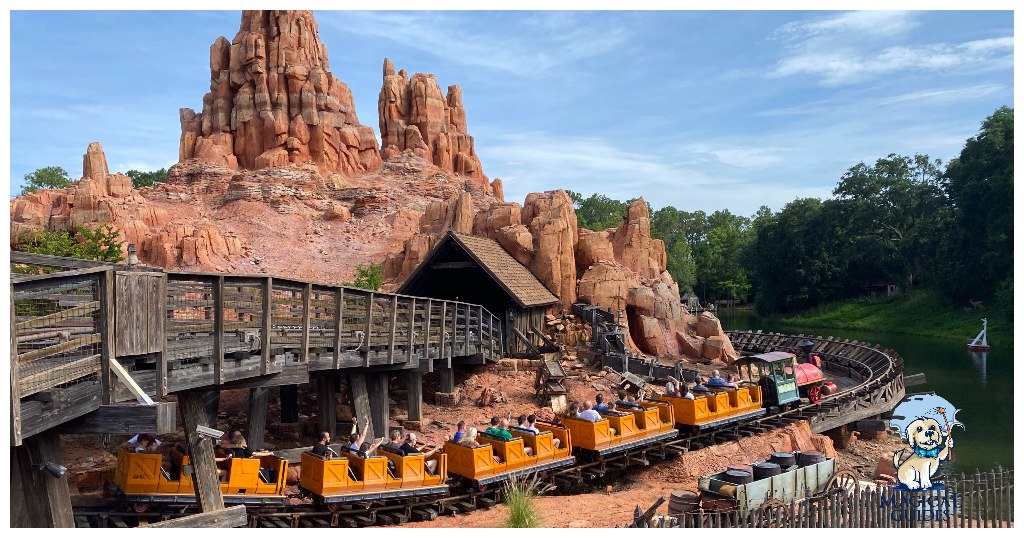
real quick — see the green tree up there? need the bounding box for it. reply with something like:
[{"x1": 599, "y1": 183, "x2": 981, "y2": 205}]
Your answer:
[
  {"x1": 567, "y1": 191, "x2": 628, "y2": 230},
  {"x1": 650, "y1": 206, "x2": 697, "y2": 291},
  {"x1": 345, "y1": 263, "x2": 383, "y2": 291},
  {"x1": 21, "y1": 166, "x2": 71, "y2": 194},
  {"x1": 127, "y1": 168, "x2": 168, "y2": 188},
  {"x1": 13, "y1": 224, "x2": 125, "y2": 273},
  {"x1": 940, "y1": 106, "x2": 1014, "y2": 304}
]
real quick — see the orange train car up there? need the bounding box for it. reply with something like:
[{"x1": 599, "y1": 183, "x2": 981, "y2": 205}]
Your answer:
[
  {"x1": 299, "y1": 448, "x2": 448, "y2": 506},
  {"x1": 660, "y1": 384, "x2": 766, "y2": 431},
  {"x1": 444, "y1": 423, "x2": 575, "y2": 486},
  {"x1": 561, "y1": 402, "x2": 678, "y2": 456},
  {"x1": 113, "y1": 449, "x2": 289, "y2": 505}
]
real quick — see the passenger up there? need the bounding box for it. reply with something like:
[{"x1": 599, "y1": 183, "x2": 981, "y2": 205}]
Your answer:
[
  {"x1": 228, "y1": 431, "x2": 272, "y2": 458},
  {"x1": 484, "y1": 417, "x2": 513, "y2": 441},
  {"x1": 348, "y1": 416, "x2": 371, "y2": 453},
  {"x1": 593, "y1": 394, "x2": 611, "y2": 413},
  {"x1": 399, "y1": 433, "x2": 441, "y2": 474},
  {"x1": 516, "y1": 414, "x2": 529, "y2": 430},
  {"x1": 383, "y1": 429, "x2": 403, "y2": 452},
  {"x1": 527, "y1": 414, "x2": 561, "y2": 449},
  {"x1": 706, "y1": 370, "x2": 728, "y2": 388},
  {"x1": 356, "y1": 437, "x2": 385, "y2": 458},
  {"x1": 664, "y1": 381, "x2": 682, "y2": 398},
  {"x1": 452, "y1": 421, "x2": 467, "y2": 443},
  {"x1": 615, "y1": 390, "x2": 643, "y2": 410},
  {"x1": 576, "y1": 401, "x2": 603, "y2": 422},
  {"x1": 311, "y1": 431, "x2": 334, "y2": 459},
  {"x1": 458, "y1": 427, "x2": 482, "y2": 448},
  {"x1": 692, "y1": 377, "x2": 712, "y2": 394},
  {"x1": 724, "y1": 373, "x2": 739, "y2": 388}
]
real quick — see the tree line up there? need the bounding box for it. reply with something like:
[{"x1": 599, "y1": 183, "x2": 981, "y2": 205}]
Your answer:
[{"x1": 570, "y1": 106, "x2": 1013, "y2": 317}]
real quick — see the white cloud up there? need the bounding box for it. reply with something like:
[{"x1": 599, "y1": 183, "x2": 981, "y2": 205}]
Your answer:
[
  {"x1": 768, "y1": 12, "x2": 1013, "y2": 85},
  {"x1": 877, "y1": 84, "x2": 1006, "y2": 106},
  {"x1": 319, "y1": 11, "x2": 630, "y2": 76}
]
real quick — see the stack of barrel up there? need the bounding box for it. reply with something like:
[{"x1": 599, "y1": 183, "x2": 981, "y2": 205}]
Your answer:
[{"x1": 718, "y1": 450, "x2": 826, "y2": 486}]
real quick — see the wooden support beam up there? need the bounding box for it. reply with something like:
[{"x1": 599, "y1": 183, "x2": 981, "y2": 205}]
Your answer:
[
  {"x1": 317, "y1": 374, "x2": 337, "y2": 439},
  {"x1": 363, "y1": 293, "x2": 373, "y2": 367},
  {"x1": 347, "y1": 372, "x2": 375, "y2": 441},
  {"x1": 300, "y1": 283, "x2": 312, "y2": 363},
  {"x1": 280, "y1": 385, "x2": 299, "y2": 423},
  {"x1": 15, "y1": 301, "x2": 101, "y2": 330},
  {"x1": 214, "y1": 276, "x2": 225, "y2": 385},
  {"x1": 407, "y1": 297, "x2": 416, "y2": 364},
  {"x1": 178, "y1": 390, "x2": 225, "y2": 513},
  {"x1": 203, "y1": 390, "x2": 220, "y2": 428},
  {"x1": 424, "y1": 300, "x2": 433, "y2": 372},
  {"x1": 17, "y1": 334, "x2": 102, "y2": 362},
  {"x1": 333, "y1": 288, "x2": 344, "y2": 369},
  {"x1": 388, "y1": 295, "x2": 398, "y2": 364},
  {"x1": 156, "y1": 275, "x2": 168, "y2": 398},
  {"x1": 368, "y1": 372, "x2": 389, "y2": 440},
  {"x1": 11, "y1": 287, "x2": 24, "y2": 446},
  {"x1": 147, "y1": 505, "x2": 248, "y2": 528},
  {"x1": 109, "y1": 357, "x2": 155, "y2": 405},
  {"x1": 247, "y1": 387, "x2": 269, "y2": 450},
  {"x1": 261, "y1": 277, "x2": 272, "y2": 375},
  {"x1": 904, "y1": 372, "x2": 927, "y2": 387},
  {"x1": 406, "y1": 369, "x2": 423, "y2": 422},
  {"x1": 430, "y1": 261, "x2": 477, "y2": 270},
  {"x1": 477, "y1": 305, "x2": 483, "y2": 354},
  {"x1": 56, "y1": 402, "x2": 176, "y2": 434},
  {"x1": 439, "y1": 367, "x2": 455, "y2": 394},
  {"x1": 10, "y1": 430, "x2": 74, "y2": 527}
]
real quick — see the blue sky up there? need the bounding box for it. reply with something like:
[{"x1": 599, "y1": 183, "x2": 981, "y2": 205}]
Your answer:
[{"x1": 8, "y1": 10, "x2": 1015, "y2": 216}]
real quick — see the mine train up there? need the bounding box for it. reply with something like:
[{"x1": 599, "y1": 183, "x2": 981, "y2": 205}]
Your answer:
[{"x1": 112, "y1": 351, "x2": 835, "y2": 510}]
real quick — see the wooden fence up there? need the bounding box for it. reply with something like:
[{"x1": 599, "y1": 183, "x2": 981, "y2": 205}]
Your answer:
[{"x1": 641, "y1": 468, "x2": 1013, "y2": 528}]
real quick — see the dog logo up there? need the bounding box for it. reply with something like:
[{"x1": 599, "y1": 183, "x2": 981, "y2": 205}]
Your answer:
[{"x1": 888, "y1": 394, "x2": 964, "y2": 491}]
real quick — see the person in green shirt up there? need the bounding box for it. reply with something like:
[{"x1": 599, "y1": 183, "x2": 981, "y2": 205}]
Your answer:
[{"x1": 484, "y1": 416, "x2": 513, "y2": 441}]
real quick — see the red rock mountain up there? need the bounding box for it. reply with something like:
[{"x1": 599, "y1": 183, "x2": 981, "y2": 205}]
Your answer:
[{"x1": 9, "y1": 9, "x2": 736, "y2": 364}]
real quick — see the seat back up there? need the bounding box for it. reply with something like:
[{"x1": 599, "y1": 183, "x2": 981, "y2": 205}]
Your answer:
[
  {"x1": 534, "y1": 422, "x2": 572, "y2": 458},
  {"x1": 664, "y1": 394, "x2": 711, "y2": 426},
  {"x1": 223, "y1": 457, "x2": 262, "y2": 494},
  {"x1": 561, "y1": 417, "x2": 612, "y2": 450},
  {"x1": 381, "y1": 450, "x2": 426, "y2": 487},
  {"x1": 344, "y1": 452, "x2": 388, "y2": 490},
  {"x1": 443, "y1": 441, "x2": 503, "y2": 479},
  {"x1": 422, "y1": 452, "x2": 448, "y2": 486},
  {"x1": 301, "y1": 452, "x2": 352, "y2": 495},
  {"x1": 482, "y1": 434, "x2": 529, "y2": 470},
  {"x1": 116, "y1": 451, "x2": 163, "y2": 494},
  {"x1": 601, "y1": 411, "x2": 639, "y2": 439}
]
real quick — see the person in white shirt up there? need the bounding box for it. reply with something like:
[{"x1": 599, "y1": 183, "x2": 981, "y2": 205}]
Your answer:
[{"x1": 576, "y1": 401, "x2": 603, "y2": 422}]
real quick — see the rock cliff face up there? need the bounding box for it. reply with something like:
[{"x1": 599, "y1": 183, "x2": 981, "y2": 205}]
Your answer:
[
  {"x1": 178, "y1": 10, "x2": 382, "y2": 176},
  {"x1": 378, "y1": 59, "x2": 490, "y2": 192}
]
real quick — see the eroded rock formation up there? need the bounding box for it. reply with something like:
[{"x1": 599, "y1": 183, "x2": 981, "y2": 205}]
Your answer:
[
  {"x1": 378, "y1": 58, "x2": 490, "y2": 191},
  {"x1": 178, "y1": 10, "x2": 382, "y2": 175}
]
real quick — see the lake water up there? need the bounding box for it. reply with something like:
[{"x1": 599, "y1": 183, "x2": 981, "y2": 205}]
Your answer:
[{"x1": 719, "y1": 310, "x2": 1013, "y2": 474}]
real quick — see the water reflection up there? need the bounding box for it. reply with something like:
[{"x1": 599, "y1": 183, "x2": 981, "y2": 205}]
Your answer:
[{"x1": 967, "y1": 351, "x2": 988, "y2": 384}]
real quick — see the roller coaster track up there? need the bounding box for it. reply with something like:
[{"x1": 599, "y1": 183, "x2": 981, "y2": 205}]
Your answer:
[{"x1": 73, "y1": 332, "x2": 905, "y2": 528}]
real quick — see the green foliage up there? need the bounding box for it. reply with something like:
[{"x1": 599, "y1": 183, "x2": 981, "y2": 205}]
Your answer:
[
  {"x1": 503, "y1": 474, "x2": 542, "y2": 528},
  {"x1": 21, "y1": 166, "x2": 71, "y2": 194},
  {"x1": 568, "y1": 191, "x2": 628, "y2": 231},
  {"x1": 126, "y1": 168, "x2": 168, "y2": 188},
  {"x1": 345, "y1": 263, "x2": 384, "y2": 291},
  {"x1": 13, "y1": 224, "x2": 125, "y2": 269}
]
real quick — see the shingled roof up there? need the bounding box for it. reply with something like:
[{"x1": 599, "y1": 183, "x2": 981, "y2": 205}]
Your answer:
[{"x1": 401, "y1": 231, "x2": 558, "y2": 308}]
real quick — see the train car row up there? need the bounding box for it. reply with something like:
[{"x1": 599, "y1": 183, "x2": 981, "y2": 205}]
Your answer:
[{"x1": 110, "y1": 351, "x2": 835, "y2": 513}]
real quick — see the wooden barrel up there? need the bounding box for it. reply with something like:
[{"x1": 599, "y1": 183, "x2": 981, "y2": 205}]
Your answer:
[
  {"x1": 769, "y1": 452, "x2": 796, "y2": 467},
  {"x1": 668, "y1": 489, "x2": 700, "y2": 515},
  {"x1": 796, "y1": 450, "x2": 825, "y2": 467},
  {"x1": 753, "y1": 462, "x2": 782, "y2": 480},
  {"x1": 723, "y1": 470, "x2": 753, "y2": 485}
]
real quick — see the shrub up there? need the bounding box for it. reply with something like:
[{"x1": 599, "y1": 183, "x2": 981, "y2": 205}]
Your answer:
[
  {"x1": 503, "y1": 473, "x2": 542, "y2": 528},
  {"x1": 345, "y1": 262, "x2": 384, "y2": 291}
]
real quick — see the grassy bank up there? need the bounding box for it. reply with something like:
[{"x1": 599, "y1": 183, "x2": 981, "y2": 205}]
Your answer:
[{"x1": 775, "y1": 291, "x2": 1013, "y2": 344}]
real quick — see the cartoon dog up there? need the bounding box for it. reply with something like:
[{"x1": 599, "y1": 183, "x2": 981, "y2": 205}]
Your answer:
[{"x1": 892, "y1": 416, "x2": 953, "y2": 490}]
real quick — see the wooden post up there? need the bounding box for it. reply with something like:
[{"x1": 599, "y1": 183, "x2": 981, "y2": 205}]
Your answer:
[
  {"x1": 439, "y1": 302, "x2": 448, "y2": 367},
  {"x1": 363, "y1": 293, "x2": 373, "y2": 367},
  {"x1": 333, "y1": 288, "x2": 344, "y2": 369},
  {"x1": 247, "y1": 386, "x2": 269, "y2": 450},
  {"x1": 179, "y1": 390, "x2": 226, "y2": 513},
  {"x1": 11, "y1": 286, "x2": 23, "y2": 446},
  {"x1": 347, "y1": 372, "x2": 374, "y2": 441},
  {"x1": 317, "y1": 374, "x2": 337, "y2": 439},
  {"x1": 439, "y1": 367, "x2": 455, "y2": 394},
  {"x1": 99, "y1": 269, "x2": 115, "y2": 404},
  {"x1": 10, "y1": 430, "x2": 74, "y2": 527},
  {"x1": 388, "y1": 295, "x2": 398, "y2": 364},
  {"x1": 424, "y1": 300, "x2": 433, "y2": 372},
  {"x1": 368, "y1": 372, "x2": 389, "y2": 440},
  {"x1": 300, "y1": 283, "x2": 312, "y2": 363},
  {"x1": 406, "y1": 369, "x2": 423, "y2": 422},
  {"x1": 280, "y1": 385, "x2": 299, "y2": 423},
  {"x1": 156, "y1": 273, "x2": 168, "y2": 398},
  {"x1": 213, "y1": 276, "x2": 224, "y2": 385},
  {"x1": 262, "y1": 277, "x2": 273, "y2": 375},
  {"x1": 407, "y1": 297, "x2": 416, "y2": 363},
  {"x1": 477, "y1": 305, "x2": 483, "y2": 355},
  {"x1": 203, "y1": 390, "x2": 220, "y2": 428}
]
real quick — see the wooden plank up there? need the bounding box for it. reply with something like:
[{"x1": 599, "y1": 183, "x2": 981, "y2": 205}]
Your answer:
[
  {"x1": 363, "y1": 292, "x2": 373, "y2": 367},
  {"x1": 109, "y1": 357, "x2": 155, "y2": 405},
  {"x1": 10, "y1": 265, "x2": 111, "y2": 284},
  {"x1": 214, "y1": 276, "x2": 225, "y2": 385},
  {"x1": 367, "y1": 372, "x2": 389, "y2": 444},
  {"x1": 440, "y1": 302, "x2": 449, "y2": 366},
  {"x1": 407, "y1": 297, "x2": 416, "y2": 364},
  {"x1": 903, "y1": 373, "x2": 926, "y2": 387},
  {"x1": 388, "y1": 295, "x2": 398, "y2": 364},
  {"x1": 147, "y1": 505, "x2": 247, "y2": 528},
  {"x1": 11, "y1": 286, "x2": 24, "y2": 446},
  {"x1": 333, "y1": 288, "x2": 344, "y2": 369},
  {"x1": 430, "y1": 261, "x2": 476, "y2": 270},
  {"x1": 477, "y1": 305, "x2": 484, "y2": 355},
  {"x1": 56, "y1": 402, "x2": 176, "y2": 434},
  {"x1": 19, "y1": 354, "x2": 101, "y2": 397},
  {"x1": 347, "y1": 372, "x2": 375, "y2": 441},
  {"x1": 10, "y1": 250, "x2": 112, "y2": 268},
  {"x1": 11, "y1": 430, "x2": 75, "y2": 527},
  {"x1": 15, "y1": 301, "x2": 100, "y2": 331},
  {"x1": 18, "y1": 334, "x2": 102, "y2": 362},
  {"x1": 145, "y1": 275, "x2": 163, "y2": 354},
  {"x1": 179, "y1": 391, "x2": 225, "y2": 513},
  {"x1": 247, "y1": 386, "x2": 269, "y2": 450},
  {"x1": 300, "y1": 283, "x2": 312, "y2": 363},
  {"x1": 155, "y1": 275, "x2": 168, "y2": 398},
  {"x1": 262, "y1": 277, "x2": 272, "y2": 375},
  {"x1": 424, "y1": 300, "x2": 433, "y2": 372}
]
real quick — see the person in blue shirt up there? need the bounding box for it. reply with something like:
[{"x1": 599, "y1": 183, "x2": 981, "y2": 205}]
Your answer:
[
  {"x1": 706, "y1": 370, "x2": 728, "y2": 388},
  {"x1": 593, "y1": 394, "x2": 611, "y2": 413},
  {"x1": 452, "y1": 420, "x2": 466, "y2": 443}
]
